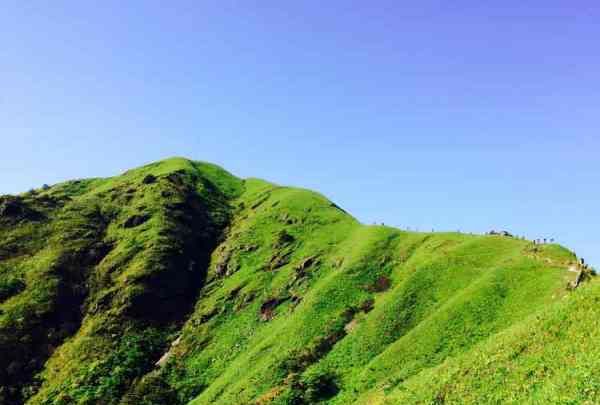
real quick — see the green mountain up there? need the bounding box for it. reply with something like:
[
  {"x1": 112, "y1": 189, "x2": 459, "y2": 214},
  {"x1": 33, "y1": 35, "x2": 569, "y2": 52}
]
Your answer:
[{"x1": 0, "y1": 157, "x2": 595, "y2": 405}]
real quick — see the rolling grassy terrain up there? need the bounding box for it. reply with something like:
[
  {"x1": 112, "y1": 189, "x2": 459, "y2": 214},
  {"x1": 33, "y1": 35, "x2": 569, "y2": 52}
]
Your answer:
[{"x1": 0, "y1": 157, "x2": 594, "y2": 404}]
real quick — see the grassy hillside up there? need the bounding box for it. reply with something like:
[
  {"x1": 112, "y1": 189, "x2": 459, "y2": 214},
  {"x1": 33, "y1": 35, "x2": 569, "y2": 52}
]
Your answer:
[
  {"x1": 359, "y1": 280, "x2": 600, "y2": 404},
  {"x1": 0, "y1": 157, "x2": 592, "y2": 405}
]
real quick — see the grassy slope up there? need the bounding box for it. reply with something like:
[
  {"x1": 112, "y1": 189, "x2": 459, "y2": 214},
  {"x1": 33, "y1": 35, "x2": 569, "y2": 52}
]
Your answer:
[
  {"x1": 182, "y1": 228, "x2": 576, "y2": 405},
  {"x1": 128, "y1": 163, "x2": 579, "y2": 405},
  {"x1": 362, "y1": 280, "x2": 600, "y2": 404},
  {"x1": 0, "y1": 157, "x2": 589, "y2": 405},
  {"x1": 1, "y1": 158, "x2": 242, "y2": 404}
]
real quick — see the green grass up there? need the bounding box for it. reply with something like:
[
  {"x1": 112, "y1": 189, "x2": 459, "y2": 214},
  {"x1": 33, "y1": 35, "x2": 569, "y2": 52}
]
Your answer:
[
  {"x1": 360, "y1": 280, "x2": 600, "y2": 404},
  {"x1": 0, "y1": 157, "x2": 591, "y2": 405}
]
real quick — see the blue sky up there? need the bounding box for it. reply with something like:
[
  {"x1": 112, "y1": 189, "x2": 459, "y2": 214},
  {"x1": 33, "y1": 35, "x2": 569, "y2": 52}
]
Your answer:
[{"x1": 1, "y1": 1, "x2": 598, "y2": 266}]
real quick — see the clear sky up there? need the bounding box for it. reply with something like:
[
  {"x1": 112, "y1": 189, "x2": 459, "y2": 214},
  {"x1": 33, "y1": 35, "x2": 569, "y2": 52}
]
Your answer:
[{"x1": 1, "y1": 2, "x2": 598, "y2": 266}]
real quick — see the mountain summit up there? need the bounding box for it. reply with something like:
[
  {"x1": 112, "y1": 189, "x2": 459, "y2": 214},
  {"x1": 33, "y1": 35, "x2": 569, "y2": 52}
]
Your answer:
[{"x1": 0, "y1": 158, "x2": 596, "y2": 404}]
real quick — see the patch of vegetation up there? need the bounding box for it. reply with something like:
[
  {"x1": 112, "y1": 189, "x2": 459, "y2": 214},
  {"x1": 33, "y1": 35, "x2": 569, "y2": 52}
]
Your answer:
[
  {"x1": 0, "y1": 276, "x2": 25, "y2": 302},
  {"x1": 32, "y1": 328, "x2": 169, "y2": 405}
]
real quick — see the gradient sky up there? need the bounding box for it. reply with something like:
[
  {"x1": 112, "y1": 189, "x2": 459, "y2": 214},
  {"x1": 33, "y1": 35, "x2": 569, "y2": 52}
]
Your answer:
[{"x1": 1, "y1": 1, "x2": 598, "y2": 266}]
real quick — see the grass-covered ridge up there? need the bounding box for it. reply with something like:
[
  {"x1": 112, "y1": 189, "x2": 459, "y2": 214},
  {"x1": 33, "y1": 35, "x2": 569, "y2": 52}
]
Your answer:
[{"x1": 0, "y1": 157, "x2": 593, "y2": 404}]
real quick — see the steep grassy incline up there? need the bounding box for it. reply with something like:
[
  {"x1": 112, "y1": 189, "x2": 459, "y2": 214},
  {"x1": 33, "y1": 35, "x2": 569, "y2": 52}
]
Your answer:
[
  {"x1": 0, "y1": 158, "x2": 588, "y2": 405},
  {"x1": 0, "y1": 158, "x2": 242, "y2": 404}
]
